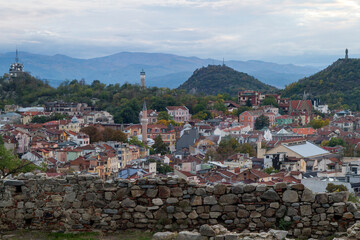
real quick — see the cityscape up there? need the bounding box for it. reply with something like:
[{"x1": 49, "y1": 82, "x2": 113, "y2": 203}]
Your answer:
[{"x1": 1, "y1": 0, "x2": 360, "y2": 239}]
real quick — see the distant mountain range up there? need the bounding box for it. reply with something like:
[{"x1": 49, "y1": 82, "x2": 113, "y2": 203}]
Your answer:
[
  {"x1": 0, "y1": 51, "x2": 319, "y2": 88},
  {"x1": 178, "y1": 65, "x2": 277, "y2": 96}
]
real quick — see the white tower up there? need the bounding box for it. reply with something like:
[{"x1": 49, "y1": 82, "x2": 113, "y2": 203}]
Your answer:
[{"x1": 140, "y1": 69, "x2": 145, "y2": 88}]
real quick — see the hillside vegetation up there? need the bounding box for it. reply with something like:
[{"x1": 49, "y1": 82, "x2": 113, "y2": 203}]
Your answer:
[
  {"x1": 0, "y1": 73, "x2": 238, "y2": 124},
  {"x1": 178, "y1": 65, "x2": 277, "y2": 96},
  {"x1": 283, "y1": 58, "x2": 360, "y2": 110}
]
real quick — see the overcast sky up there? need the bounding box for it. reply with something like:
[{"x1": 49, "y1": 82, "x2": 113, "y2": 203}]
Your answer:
[{"x1": 1, "y1": 0, "x2": 359, "y2": 64}]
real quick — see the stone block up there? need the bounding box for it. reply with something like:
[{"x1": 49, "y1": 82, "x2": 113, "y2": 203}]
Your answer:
[
  {"x1": 282, "y1": 190, "x2": 298, "y2": 203},
  {"x1": 219, "y1": 194, "x2": 238, "y2": 205},
  {"x1": 214, "y1": 184, "x2": 227, "y2": 195},
  {"x1": 261, "y1": 189, "x2": 280, "y2": 201}
]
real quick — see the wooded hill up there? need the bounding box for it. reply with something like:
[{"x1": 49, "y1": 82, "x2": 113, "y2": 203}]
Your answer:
[
  {"x1": 0, "y1": 73, "x2": 238, "y2": 124},
  {"x1": 282, "y1": 58, "x2": 360, "y2": 110},
  {"x1": 177, "y1": 65, "x2": 277, "y2": 96}
]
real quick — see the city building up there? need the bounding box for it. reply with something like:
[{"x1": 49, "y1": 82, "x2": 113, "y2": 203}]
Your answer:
[{"x1": 166, "y1": 106, "x2": 191, "y2": 123}]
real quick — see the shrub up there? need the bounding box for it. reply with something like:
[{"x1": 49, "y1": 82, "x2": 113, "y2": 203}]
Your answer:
[{"x1": 326, "y1": 183, "x2": 348, "y2": 193}]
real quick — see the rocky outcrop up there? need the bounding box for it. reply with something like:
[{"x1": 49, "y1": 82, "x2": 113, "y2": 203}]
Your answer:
[{"x1": 0, "y1": 174, "x2": 359, "y2": 239}]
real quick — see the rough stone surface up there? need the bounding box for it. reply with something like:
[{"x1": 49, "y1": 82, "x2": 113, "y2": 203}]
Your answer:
[
  {"x1": 260, "y1": 189, "x2": 280, "y2": 201},
  {"x1": 152, "y1": 232, "x2": 177, "y2": 240},
  {"x1": 199, "y1": 224, "x2": 216, "y2": 237},
  {"x1": 219, "y1": 194, "x2": 237, "y2": 205},
  {"x1": 176, "y1": 231, "x2": 202, "y2": 240},
  {"x1": 204, "y1": 196, "x2": 217, "y2": 205},
  {"x1": 0, "y1": 175, "x2": 358, "y2": 239},
  {"x1": 282, "y1": 190, "x2": 298, "y2": 203},
  {"x1": 214, "y1": 184, "x2": 227, "y2": 195},
  {"x1": 301, "y1": 188, "x2": 315, "y2": 202}
]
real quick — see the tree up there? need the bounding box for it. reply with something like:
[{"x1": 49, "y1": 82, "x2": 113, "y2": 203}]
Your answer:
[
  {"x1": 111, "y1": 130, "x2": 127, "y2": 143},
  {"x1": 246, "y1": 99, "x2": 252, "y2": 107},
  {"x1": 102, "y1": 128, "x2": 127, "y2": 142},
  {"x1": 152, "y1": 135, "x2": 169, "y2": 155},
  {"x1": 192, "y1": 111, "x2": 211, "y2": 120},
  {"x1": 157, "y1": 163, "x2": 173, "y2": 174},
  {"x1": 0, "y1": 136, "x2": 40, "y2": 178},
  {"x1": 80, "y1": 126, "x2": 103, "y2": 143},
  {"x1": 157, "y1": 111, "x2": 172, "y2": 121},
  {"x1": 328, "y1": 137, "x2": 345, "y2": 147},
  {"x1": 216, "y1": 137, "x2": 256, "y2": 160},
  {"x1": 213, "y1": 100, "x2": 227, "y2": 112},
  {"x1": 232, "y1": 106, "x2": 251, "y2": 117},
  {"x1": 255, "y1": 115, "x2": 270, "y2": 130},
  {"x1": 310, "y1": 119, "x2": 329, "y2": 129},
  {"x1": 31, "y1": 113, "x2": 68, "y2": 124},
  {"x1": 238, "y1": 143, "x2": 256, "y2": 157},
  {"x1": 261, "y1": 96, "x2": 279, "y2": 107},
  {"x1": 217, "y1": 137, "x2": 241, "y2": 159},
  {"x1": 204, "y1": 148, "x2": 220, "y2": 162},
  {"x1": 263, "y1": 167, "x2": 279, "y2": 174},
  {"x1": 128, "y1": 136, "x2": 145, "y2": 147}
]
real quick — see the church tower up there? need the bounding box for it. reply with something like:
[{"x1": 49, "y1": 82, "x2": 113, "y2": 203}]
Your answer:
[
  {"x1": 141, "y1": 101, "x2": 148, "y2": 144},
  {"x1": 140, "y1": 69, "x2": 145, "y2": 88}
]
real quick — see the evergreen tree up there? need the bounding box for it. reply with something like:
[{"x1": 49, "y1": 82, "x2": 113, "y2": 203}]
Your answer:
[
  {"x1": 255, "y1": 114, "x2": 270, "y2": 130},
  {"x1": 152, "y1": 135, "x2": 169, "y2": 155}
]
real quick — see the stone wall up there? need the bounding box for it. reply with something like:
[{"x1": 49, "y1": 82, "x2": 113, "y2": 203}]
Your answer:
[{"x1": 0, "y1": 174, "x2": 359, "y2": 239}]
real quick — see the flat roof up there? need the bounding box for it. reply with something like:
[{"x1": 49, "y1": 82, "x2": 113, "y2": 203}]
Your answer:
[{"x1": 285, "y1": 141, "x2": 329, "y2": 158}]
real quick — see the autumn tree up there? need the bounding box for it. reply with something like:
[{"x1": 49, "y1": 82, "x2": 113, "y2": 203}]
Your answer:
[
  {"x1": 310, "y1": 119, "x2": 330, "y2": 129},
  {"x1": 80, "y1": 126, "x2": 103, "y2": 143},
  {"x1": 216, "y1": 137, "x2": 256, "y2": 160},
  {"x1": 102, "y1": 128, "x2": 127, "y2": 142}
]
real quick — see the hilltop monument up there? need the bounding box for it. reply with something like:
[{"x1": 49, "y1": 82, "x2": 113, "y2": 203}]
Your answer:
[{"x1": 345, "y1": 48, "x2": 349, "y2": 60}]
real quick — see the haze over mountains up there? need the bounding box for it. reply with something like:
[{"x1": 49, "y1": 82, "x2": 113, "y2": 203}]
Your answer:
[{"x1": 0, "y1": 51, "x2": 319, "y2": 89}]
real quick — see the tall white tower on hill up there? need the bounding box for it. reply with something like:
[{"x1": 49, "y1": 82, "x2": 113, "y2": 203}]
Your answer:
[{"x1": 140, "y1": 69, "x2": 145, "y2": 88}]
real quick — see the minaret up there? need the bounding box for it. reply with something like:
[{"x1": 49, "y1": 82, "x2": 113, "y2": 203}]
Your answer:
[
  {"x1": 140, "y1": 69, "x2": 145, "y2": 89},
  {"x1": 141, "y1": 101, "x2": 148, "y2": 144}
]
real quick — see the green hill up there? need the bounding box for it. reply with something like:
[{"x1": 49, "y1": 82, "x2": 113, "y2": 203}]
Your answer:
[
  {"x1": 177, "y1": 65, "x2": 277, "y2": 96},
  {"x1": 0, "y1": 73, "x2": 55, "y2": 107},
  {"x1": 282, "y1": 58, "x2": 360, "y2": 110}
]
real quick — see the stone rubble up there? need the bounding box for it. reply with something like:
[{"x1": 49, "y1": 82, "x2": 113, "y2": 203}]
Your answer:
[{"x1": 153, "y1": 224, "x2": 289, "y2": 240}]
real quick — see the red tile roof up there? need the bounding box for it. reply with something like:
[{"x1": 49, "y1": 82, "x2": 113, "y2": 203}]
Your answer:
[
  {"x1": 290, "y1": 100, "x2": 312, "y2": 111},
  {"x1": 292, "y1": 128, "x2": 317, "y2": 136},
  {"x1": 250, "y1": 169, "x2": 271, "y2": 179}
]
